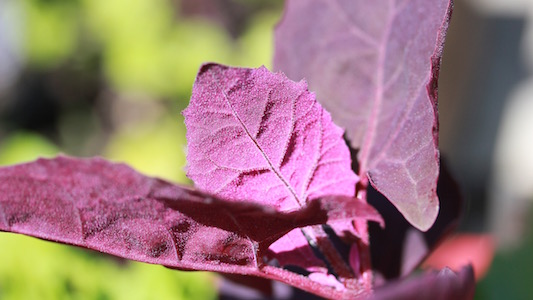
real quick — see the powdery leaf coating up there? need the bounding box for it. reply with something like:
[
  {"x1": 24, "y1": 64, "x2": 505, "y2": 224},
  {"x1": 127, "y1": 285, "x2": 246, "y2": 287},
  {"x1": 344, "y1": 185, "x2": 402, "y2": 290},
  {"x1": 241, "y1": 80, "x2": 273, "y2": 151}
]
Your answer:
[
  {"x1": 184, "y1": 63, "x2": 357, "y2": 209},
  {"x1": 184, "y1": 63, "x2": 360, "y2": 272},
  {"x1": 275, "y1": 0, "x2": 453, "y2": 231},
  {"x1": 0, "y1": 156, "x2": 382, "y2": 283}
]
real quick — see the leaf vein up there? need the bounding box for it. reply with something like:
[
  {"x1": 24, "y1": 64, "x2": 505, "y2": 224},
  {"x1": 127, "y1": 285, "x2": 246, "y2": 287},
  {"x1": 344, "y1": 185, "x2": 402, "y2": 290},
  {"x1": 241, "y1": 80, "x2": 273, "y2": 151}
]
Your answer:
[
  {"x1": 305, "y1": 177, "x2": 359, "y2": 199},
  {"x1": 165, "y1": 226, "x2": 182, "y2": 261},
  {"x1": 301, "y1": 105, "x2": 323, "y2": 200},
  {"x1": 325, "y1": 0, "x2": 379, "y2": 47},
  {"x1": 369, "y1": 83, "x2": 426, "y2": 167},
  {"x1": 212, "y1": 71, "x2": 303, "y2": 206},
  {"x1": 358, "y1": 0, "x2": 395, "y2": 177}
]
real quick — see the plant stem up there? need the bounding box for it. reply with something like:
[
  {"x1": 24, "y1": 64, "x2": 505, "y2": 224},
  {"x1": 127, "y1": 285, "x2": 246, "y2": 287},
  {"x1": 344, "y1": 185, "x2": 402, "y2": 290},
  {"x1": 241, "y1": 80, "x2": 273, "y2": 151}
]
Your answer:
[{"x1": 356, "y1": 180, "x2": 373, "y2": 291}]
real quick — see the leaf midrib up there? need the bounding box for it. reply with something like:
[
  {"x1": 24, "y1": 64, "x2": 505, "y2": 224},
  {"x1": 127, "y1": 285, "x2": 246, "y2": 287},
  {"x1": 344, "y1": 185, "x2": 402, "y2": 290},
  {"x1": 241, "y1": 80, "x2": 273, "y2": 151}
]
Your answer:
[{"x1": 213, "y1": 71, "x2": 303, "y2": 207}]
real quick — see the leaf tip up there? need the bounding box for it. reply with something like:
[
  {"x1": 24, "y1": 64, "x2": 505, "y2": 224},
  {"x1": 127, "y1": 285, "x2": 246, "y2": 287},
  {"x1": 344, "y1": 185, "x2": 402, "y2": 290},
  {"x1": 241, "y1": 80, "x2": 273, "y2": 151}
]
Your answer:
[
  {"x1": 197, "y1": 62, "x2": 223, "y2": 76},
  {"x1": 409, "y1": 198, "x2": 440, "y2": 232}
]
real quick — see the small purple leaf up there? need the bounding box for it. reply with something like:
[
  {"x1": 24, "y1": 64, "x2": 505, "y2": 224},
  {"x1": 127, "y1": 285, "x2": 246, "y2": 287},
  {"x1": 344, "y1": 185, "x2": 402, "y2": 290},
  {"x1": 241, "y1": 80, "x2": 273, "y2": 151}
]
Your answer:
[
  {"x1": 184, "y1": 63, "x2": 357, "y2": 209},
  {"x1": 184, "y1": 63, "x2": 364, "y2": 274},
  {"x1": 0, "y1": 156, "x2": 380, "y2": 298},
  {"x1": 274, "y1": 0, "x2": 453, "y2": 231}
]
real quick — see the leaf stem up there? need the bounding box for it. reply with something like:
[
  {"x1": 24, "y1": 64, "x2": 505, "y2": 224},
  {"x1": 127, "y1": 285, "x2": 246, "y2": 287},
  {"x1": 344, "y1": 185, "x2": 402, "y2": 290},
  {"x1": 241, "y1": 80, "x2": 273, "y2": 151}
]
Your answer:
[
  {"x1": 356, "y1": 181, "x2": 373, "y2": 291},
  {"x1": 307, "y1": 226, "x2": 355, "y2": 280}
]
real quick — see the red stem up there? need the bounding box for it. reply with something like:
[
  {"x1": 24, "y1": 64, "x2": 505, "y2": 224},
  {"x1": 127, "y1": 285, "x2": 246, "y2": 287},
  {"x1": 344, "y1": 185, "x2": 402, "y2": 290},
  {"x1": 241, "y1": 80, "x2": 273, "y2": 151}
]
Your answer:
[
  {"x1": 308, "y1": 226, "x2": 355, "y2": 280},
  {"x1": 355, "y1": 178, "x2": 373, "y2": 291}
]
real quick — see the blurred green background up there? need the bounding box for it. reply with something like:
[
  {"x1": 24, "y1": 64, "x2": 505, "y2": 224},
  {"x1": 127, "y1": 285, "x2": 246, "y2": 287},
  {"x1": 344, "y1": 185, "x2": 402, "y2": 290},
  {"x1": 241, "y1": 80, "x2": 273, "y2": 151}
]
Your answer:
[
  {"x1": 1, "y1": 0, "x2": 532, "y2": 299},
  {"x1": 0, "y1": 0, "x2": 282, "y2": 298}
]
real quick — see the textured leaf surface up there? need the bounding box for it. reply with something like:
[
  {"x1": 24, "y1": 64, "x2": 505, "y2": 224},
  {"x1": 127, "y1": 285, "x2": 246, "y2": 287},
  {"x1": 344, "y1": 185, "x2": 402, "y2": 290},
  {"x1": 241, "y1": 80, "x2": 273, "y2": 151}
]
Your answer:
[
  {"x1": 184, "y1": 63, "x2": 357, "y2": 209},
  {"x1": 275, "y1": 0, "x2": 453, "y2": 231},
  {"x1": 0, "y1": 156, "x2": 381, "y2": 281},
  {"x1": 184, "y1": 63, "x2": 362, "y2": 273},
  {"x1": 369, "y1": 159, "x2": 463, "y2": 279}
]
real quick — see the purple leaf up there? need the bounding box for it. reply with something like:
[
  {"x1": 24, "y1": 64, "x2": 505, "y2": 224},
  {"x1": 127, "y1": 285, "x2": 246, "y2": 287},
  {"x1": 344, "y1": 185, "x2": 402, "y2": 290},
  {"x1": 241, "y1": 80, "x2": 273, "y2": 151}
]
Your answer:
[
  {"x1": 274, "y1": 0, "x2": 453, "y2": 231},
  {"x1": 0, "y1": 156, "x2": 381, "y2": 298},
  {"x1": 184, "y1": 63, "x2": 357, "y2": 209},
  {"x1": 183, "y1": 63, "x2": 365, "y2": 275},
  {"x1": 369, "y1": 158, "x2": 463, "y2": 279}
]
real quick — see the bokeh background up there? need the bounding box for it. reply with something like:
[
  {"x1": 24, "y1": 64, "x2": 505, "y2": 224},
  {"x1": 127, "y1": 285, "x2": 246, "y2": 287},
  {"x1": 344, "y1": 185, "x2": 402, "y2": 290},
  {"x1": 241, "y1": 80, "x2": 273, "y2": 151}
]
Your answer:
[{"x1": 0, "y1": 0, "x2": 532, "y2": 299}]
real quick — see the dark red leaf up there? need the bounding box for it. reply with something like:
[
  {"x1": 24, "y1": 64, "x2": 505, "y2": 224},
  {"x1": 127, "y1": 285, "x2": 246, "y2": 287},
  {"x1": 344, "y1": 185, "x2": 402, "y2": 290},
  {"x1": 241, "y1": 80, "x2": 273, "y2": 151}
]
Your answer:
[
  {"x1": 275, "y1": 0, "x2": 453, "y2": 231},
  {"x1": 0, "y1": 156, "x2": 380, "y2": 298}
]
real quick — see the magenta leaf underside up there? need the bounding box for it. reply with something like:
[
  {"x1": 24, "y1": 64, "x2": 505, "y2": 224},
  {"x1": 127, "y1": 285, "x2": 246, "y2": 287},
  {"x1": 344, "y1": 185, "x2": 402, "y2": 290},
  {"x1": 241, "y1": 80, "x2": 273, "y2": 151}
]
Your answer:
[
  {"x1": 274, "y1": 0, "x2": 453, "y2": 231},
  {"x1": 0, "y1": 156, "x2": 382, "y2": 298},
  {"x1": 369, "y1": 159, "x2": 463, "y2": 279},
  {"x1": 184, "y1": 63, "x2": 364, "y2": 281}
]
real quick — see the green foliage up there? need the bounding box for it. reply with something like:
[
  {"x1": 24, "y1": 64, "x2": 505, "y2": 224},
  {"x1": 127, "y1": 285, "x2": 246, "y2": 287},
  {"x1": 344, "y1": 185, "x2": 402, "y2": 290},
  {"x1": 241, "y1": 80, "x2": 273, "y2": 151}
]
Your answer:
[
  {"x1": 0, "y1": 132, "x2": 59, "y2": 165},
  {"x1": 0, "y1": 234, "x2": 216, "y2": 300},
  {"x1": 22, "y1": 0, "x2": 79, "y2": 68},
  {"x1": 81, "y1": 0, "x2": 235, "y2": 100},
  {"x1": 21, "y1": 0, "x2": 278, "y2": 100},
  {"x1": 0, "y1": 131, "x2": 215, "y2": 299},
  {"x1": 104, "y1": 115, "x2": 189, "y2": 184},
  {"x1": 237, "y1": 11, "x2": 279, "y2": 69}
]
